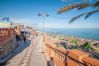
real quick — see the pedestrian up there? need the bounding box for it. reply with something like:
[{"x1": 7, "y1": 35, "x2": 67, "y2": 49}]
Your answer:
[
  {"x1": 16, "y1": 34, "x2": 19, "y2": 41},
  {"x1": 47, "y1": 61, "x2": 50, "y2": 66},
  {"x1": 23, "y1": 36, "x2": 26, "y2": 42},
  {"x1": 15, "y1": 34, "x2": 20, "y2": 48},
  {"x1": 48, "y1": 57, "x2": 56, "y2": 66}
]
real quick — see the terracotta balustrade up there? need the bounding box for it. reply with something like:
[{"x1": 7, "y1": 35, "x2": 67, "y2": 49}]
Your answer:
[{"x1": 44, "y1": 36, "x2": 99, "y2": 66}]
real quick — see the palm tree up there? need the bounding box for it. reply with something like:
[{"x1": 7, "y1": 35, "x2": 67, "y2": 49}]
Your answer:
[{"x1": 57, "y1": 0, "x2": 99, "y2": 23}]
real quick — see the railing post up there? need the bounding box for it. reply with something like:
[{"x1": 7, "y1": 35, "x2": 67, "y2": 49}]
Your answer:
[
  {"x1": 64, "y1": 54, "x2": 67, "y2": 66},
  {"x1": 64, "y1": 51, "x2": 69, "y2": 66}
]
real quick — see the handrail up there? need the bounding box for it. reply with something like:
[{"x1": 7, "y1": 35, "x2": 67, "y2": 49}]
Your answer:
[
  {"x1": 45, "y1": 44, "x2": 87, "y2": 66},
  {"x1": 83, "y1": 57, "x2": 99, "y2": 66}
]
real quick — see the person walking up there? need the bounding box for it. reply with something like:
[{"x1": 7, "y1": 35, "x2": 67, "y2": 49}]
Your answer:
[
  {"x1": 47, "y1": 57, "x2": 56, "y2": 66},
  {"x1": 23, "y1": 36, "x2": 26, "y2": 43},
  {"x1": 16, "y1": 34, "x2": 19, "y2": 41}
]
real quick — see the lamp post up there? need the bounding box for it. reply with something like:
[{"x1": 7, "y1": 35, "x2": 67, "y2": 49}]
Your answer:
[{"x1": 38, "y1": 13, "x2": 49, "y2": 53}]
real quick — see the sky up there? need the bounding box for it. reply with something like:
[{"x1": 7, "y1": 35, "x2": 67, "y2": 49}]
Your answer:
[{"x1": 0, "y1": 0, "x2": 99, "y2": 29}]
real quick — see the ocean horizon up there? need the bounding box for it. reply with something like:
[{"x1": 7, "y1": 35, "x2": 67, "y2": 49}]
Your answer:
[{"x1": 39, "y1": 28, "x2": 99, "y2": 40}]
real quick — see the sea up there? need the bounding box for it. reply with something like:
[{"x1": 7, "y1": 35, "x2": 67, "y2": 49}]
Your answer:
[{"x1": 39, "y1": 28, "x2": 99, "y2": 40}]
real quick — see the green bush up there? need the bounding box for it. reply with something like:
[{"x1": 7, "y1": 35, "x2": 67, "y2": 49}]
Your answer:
[
  {"x1": 70, "y1": 39, "x2": 78, "y2": 45},
  {"x1": 83, "y1": 42, "x2": 91, "y2": 49}
]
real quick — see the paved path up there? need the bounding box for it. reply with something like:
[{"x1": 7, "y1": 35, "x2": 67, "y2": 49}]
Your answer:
[
  {"x1": 4, "y1": 36, "x2": 47, "y2": 66},
  {"x1": 29, "y1": 37, "x2": 47, "y2": 66}
]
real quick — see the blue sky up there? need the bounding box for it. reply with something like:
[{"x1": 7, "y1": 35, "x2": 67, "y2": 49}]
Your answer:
[{"x1": 0, "y1": 0, "x2": 99, "y2": 29}]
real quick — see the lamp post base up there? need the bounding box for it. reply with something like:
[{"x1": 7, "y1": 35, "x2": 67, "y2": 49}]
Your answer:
[{"x1": 41, "y1": 51, "x2": 45, "y2": 53}]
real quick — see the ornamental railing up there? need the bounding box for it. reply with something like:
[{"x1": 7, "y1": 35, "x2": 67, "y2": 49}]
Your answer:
[{"x1": 44, "y1": 37, "x2": 99, "y2": 66}]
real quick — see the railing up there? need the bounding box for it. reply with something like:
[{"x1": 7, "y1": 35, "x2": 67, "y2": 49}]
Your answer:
[
  {"x1": 0, "y1": 50, "x2": 14, "y2": 63},
  {"x1": 44, "y1": 39, "x2": 99, "y2": 66}
]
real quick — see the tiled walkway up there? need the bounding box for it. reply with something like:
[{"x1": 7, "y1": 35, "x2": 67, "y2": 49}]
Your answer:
[
  {"x1": 5, "y1": 36, "x2": 47, "y2": 66},
  {"x1": 29, "y1": 37, "x2": 47, "y2": 66}
]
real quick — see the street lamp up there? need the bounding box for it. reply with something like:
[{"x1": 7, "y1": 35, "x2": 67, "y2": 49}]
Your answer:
[{"x1": 38, "y1": 13, "x2": 49, "y2": 53}]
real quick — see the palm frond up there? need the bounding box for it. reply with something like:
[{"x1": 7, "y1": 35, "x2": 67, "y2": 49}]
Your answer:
[
  {"x1": 69, "y1": 13, "x2": 85, "y2": 23},
  {"x1": 57, "y1": 4, "x2": 79, "y2": 14},
  {"x1": 85, "y1": 10, "x2": 99, "y2": 19},
  {"x1": 77, "y1": 2, "x2": 93, "y2": 10},
  {"x1": 69, "y1": 10, "x2": 99, "y2": 23},
  {"x1": 57, "y1": 1, "x2": 97, "y2": 14},
  {"x1": 94, "y1": 1, "x2": 99, "y2": 7}
]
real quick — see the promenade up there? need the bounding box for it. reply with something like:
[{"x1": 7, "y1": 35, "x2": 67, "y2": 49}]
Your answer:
[
  {"x1": 0, "y1": 28, "x2": 99, "y2": 66},
  {"x1": 4, "y1": 36, "x2": 47, "y2": 66}
]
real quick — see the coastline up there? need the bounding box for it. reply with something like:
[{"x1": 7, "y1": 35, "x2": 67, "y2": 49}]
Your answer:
[
  {"x1": 45, "y1": 32, "x2": 99, "y2": 59},
  {"x1": 46, "y1": 32, "x2": 99, "y2": 42},
  {"x1": 41, "y1": 28, "x2": 99, "y2": 41}
]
